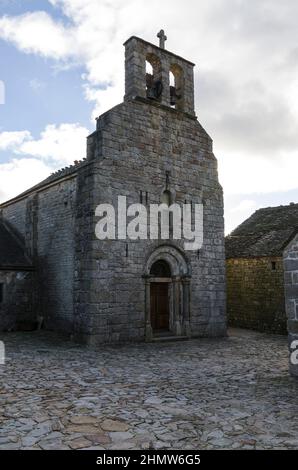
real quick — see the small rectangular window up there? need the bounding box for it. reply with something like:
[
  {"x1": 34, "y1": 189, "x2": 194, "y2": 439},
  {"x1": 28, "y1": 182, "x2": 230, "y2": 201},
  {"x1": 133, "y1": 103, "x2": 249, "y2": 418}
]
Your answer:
[
  {"x1": 140, "y1": 191, "x2": 148, "y2": 205},
  {"x1": 0, "y1": 284, "x2": 4, "y2": 303},
  {"x1": 271, "y1": 261, "x2": 277, "y2": 271}
]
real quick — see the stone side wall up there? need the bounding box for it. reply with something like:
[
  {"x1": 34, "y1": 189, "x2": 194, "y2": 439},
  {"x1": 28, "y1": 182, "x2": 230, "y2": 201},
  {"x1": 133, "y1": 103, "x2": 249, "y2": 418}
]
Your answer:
[
  {"x1": 283, "y1": 234, "x2": 298, "y2": 377},
  {"x1": 74, "y1": 98, "x2": 226, "y2": 344},
  {"x1": 226, "y1": 257, "x2": 287, "y2": 334},
  {"x1": 36, "y1": 179, "x2": 76, "y2": 331},
  {"x1": 1, "y1": 177, "x2": 77, "y2": 333},
  {"x1": 0, "y1": 270, "x2": 36, "y2": 331}
]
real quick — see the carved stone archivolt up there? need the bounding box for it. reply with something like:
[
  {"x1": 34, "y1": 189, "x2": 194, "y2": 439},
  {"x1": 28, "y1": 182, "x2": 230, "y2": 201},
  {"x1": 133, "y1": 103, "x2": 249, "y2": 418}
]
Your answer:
[{"x1": 143, "y1": 245, "x2": 191, "y2": 340}]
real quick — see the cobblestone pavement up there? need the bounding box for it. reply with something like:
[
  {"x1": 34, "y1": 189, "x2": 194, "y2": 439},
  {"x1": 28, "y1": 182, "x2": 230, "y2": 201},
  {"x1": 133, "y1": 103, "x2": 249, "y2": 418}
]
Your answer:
[{"x1": 0, "y1": 328, "x2": 297, "y2": 450}]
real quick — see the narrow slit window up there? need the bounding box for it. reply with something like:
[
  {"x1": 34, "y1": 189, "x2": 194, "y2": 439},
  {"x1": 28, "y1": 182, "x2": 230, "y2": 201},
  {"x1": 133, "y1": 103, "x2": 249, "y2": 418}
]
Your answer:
[{"x1": 140, "y1": 190, "x2": 149, "y2": 205}]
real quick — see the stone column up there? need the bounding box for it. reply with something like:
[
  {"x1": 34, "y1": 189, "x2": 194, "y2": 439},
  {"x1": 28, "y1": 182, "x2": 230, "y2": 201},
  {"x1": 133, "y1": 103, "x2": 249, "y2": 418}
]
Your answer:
[
  {"x1": 143, "y1": 276, "x2": 153, "y2": 341},
  {"x1": 182, "y1": 276, "x2": 191, "y2": 337},
  {"x1": 161, "y1": 62, "x2": 171, "y2": 108},
  {"x1": 172, "y1": 276, "x2": 182, "y2": 336}
]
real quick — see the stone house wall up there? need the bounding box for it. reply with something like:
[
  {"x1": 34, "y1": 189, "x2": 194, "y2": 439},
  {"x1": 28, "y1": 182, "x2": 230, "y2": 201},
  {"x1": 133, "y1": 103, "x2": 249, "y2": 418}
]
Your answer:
[
  {"x1": 283, "y1": 233, "x2": 298, "y2": 377},
  {"x1": 226, "y1": 257, "x2": 287, "y2": 334}
]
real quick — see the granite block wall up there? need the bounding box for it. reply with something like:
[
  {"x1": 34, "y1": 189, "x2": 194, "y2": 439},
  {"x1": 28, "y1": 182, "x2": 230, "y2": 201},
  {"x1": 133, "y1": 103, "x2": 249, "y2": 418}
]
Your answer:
[
  {"x1": 1, "y1": 176, "x2": 77, "y2": 333},
  {"x1": 226, "y1": 257, "x2": 287, "y2": 334},
  {"x1": 74, "y1": 97, "x2": 226, "y2": 344}
]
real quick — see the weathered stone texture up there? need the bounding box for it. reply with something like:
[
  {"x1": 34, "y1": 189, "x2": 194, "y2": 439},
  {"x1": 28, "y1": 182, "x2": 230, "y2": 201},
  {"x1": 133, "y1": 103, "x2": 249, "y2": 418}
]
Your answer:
[
  {"x1": 283, "y1": 234, "x2": 298, "y2": 377},
  {"x1": 0, "y1": 270, "x2": 35, "y2": 331},
  {"x1": 124, "y1": 36, "x2": 195, "y2": 115},
  {"x1": 1, "y1": 178, "x2": 77, "y2": 332},
  {"x1": 1, "y1": 199, "x2": 27, "y2": 240},
  {"x1": 226, "y1": 257, "x2": 286, "y2": 334},
  {"x1": 74, "y1": 95, "x2": 226, "y2": 344},
  {"x1": 36, "y1": 179, "x2": 77, "y2": 331}
]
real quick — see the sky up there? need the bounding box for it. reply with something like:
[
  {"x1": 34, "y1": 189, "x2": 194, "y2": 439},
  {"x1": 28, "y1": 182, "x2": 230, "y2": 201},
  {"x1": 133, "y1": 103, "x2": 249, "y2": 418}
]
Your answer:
[{"x1": 0, "y1": 0, "x2": 298, "y2": 234}]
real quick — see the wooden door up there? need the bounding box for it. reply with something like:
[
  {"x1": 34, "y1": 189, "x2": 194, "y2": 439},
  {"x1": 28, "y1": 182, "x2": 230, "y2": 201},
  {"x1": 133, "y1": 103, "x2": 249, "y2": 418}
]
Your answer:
[{"x1": 150, "y1": 282, "x2": 169, "y2": 331}]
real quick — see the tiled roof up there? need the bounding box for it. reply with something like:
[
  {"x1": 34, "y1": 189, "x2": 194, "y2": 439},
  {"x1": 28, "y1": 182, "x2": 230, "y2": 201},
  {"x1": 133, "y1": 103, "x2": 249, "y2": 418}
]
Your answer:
[{"x1": 226, "y1": 203, "x2": 298, "y2": 258}]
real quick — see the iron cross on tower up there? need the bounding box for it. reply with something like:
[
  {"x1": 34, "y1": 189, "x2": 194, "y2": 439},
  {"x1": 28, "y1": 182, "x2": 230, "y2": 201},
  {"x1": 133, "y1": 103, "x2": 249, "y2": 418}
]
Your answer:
[{"x1": 157, "y1": 29, "x2": 167, "y2": 49}]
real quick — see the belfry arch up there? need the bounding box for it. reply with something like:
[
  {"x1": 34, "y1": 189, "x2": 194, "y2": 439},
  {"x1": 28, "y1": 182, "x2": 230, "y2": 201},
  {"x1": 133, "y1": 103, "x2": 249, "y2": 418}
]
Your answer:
[
  {"x1": 145, "y1": 53, "x2": 163, "y2": 101},
  {"x1": 169, "y1": 64, "x2": 184, "y2": 110},
  {"x1": 143, "y1": 245, "x2": 191, "y2": 340}
]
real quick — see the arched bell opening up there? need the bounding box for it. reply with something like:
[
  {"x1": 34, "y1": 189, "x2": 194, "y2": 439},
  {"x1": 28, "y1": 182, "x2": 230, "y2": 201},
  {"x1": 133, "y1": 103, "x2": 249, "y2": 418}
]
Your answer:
[
  {"x1": 169, "y1": 64, "x2": 184, "y2": 111},
  {"x1": 145, "y1": 53, "x2": 163, "y2": 101}
]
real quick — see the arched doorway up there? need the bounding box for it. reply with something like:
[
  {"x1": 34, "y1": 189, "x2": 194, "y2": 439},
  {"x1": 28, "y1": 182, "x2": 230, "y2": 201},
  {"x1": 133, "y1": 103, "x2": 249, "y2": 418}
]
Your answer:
[
  {"x1": 150, "y1": 260, "x2": 171, "y2": 332},
  {"x1": 143, "y1": 245, "x2": 191, "y2": 340}
]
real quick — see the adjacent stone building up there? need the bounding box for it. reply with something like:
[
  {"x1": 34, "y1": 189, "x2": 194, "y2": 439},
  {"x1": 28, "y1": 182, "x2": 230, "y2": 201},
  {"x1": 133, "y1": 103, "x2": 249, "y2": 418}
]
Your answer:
[
  {"x1": 226, "y1": 203, "x2": 298, "y2": 335},
  {"x1": 0, "y1": 32, "x2": 226, "y2": 344}
]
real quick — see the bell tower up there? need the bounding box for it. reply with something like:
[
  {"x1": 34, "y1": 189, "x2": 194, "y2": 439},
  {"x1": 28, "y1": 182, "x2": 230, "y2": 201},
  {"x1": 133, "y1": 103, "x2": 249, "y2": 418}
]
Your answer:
[{"x1": 124, "y1": 31, "x2": 196, "y2": 116}]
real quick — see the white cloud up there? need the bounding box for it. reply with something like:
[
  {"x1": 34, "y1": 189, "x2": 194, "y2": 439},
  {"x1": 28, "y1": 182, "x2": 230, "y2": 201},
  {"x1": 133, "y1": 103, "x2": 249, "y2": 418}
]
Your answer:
[
  {"x1": 225, "y1": 198, "x2": 258, "y2": 234},
  {"x1": 0, "y1": 124, "x2": 89, "y2": 165},
  {"x1": 0, "y1": 0, "x2": 298, "y2": 213},
  {"x1": 218, "y1": 150, "x2": 298, "y2": 196},
  {"x1": 0, "y1": 158, "x2": 52, "y2": 203},
  {"x1": 0, "y1": 130, "x2": 31, "y2": 151},
  {"x1": 1, "y1": 0, "x2": 298, "y2": 149},
  {"x1": 18, "y1": 123, "x2": 89, "y2": 165},
  {"x1": 0, "y1": 123, "x2": 89, "y2": 202},
  {"x1": 231, "y1": 199, "x2": 257, "y2": 213},
  {"x1": 0, "y1": 11, "x2": 75, "y2": 59}
]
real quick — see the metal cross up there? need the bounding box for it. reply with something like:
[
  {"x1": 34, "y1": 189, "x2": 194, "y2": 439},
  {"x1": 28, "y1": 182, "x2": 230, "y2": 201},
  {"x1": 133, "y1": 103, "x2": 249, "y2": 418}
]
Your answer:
[{"x1": 157, "y1": 29, "x2": 167, "y2": 49}]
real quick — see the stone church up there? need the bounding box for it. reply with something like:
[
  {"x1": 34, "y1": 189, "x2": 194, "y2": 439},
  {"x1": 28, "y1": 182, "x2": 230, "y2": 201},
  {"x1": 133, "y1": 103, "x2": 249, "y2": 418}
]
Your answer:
[{"x1": 0, "y1": 32, "x2": 226, "y2": 344}]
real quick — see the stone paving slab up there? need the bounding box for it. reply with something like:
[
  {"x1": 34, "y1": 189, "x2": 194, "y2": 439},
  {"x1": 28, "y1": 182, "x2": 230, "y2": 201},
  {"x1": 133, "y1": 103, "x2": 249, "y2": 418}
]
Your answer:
[{"x1": 0, "y1": 328, "x2": 297, "y2": 450}]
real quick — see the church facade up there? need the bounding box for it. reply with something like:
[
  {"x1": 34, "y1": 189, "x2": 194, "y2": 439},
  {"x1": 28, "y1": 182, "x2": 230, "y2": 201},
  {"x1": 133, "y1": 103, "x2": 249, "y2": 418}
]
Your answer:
[{"x1": 0, "y1": 33, "x2": 226, "y2": 344}]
